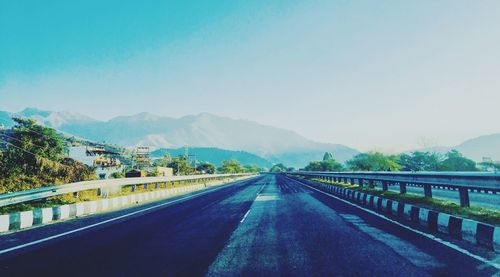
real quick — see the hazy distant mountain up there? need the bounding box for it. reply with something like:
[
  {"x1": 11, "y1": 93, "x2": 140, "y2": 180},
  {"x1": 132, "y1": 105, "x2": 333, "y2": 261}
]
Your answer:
[
  {"x1": 0, "y1": 108, "x2": 98, "y2": 130},
  {"x1": 412, "y1": 134, "x2": 500, "y2": 162},
  {"x1": 151, "y1": 147, "x2": 273, "y2": 168},
  {"x1": 17, "y1": 108, "x2": 98, "y2": 129},
  {"x1": 453, "y1": 134, "x2": 500, "y2": 161},
  {"x1": 6, "y1": 108, "x2": 500, "y2": 165},
  {"x1": 1, "y1": 108, "x2": 358, "y2": 167},
  {"x1": 0, "y1": 111, "x2": 12, "y2": 128}
]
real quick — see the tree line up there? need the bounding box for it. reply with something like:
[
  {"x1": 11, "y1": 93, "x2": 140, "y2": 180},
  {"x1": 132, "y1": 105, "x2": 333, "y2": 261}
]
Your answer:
[
  {"x1": 299, "y1": 150, "x2": 489, "y2": 172},
  {"x1": 151, "y1": 154, "x2": 262, "y2": 175}
]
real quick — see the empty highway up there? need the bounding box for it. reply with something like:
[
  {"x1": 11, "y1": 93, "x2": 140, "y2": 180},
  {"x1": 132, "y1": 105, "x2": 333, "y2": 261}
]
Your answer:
[{"x1": 0, "y1": 174, "x2": 498, "y2": 276}]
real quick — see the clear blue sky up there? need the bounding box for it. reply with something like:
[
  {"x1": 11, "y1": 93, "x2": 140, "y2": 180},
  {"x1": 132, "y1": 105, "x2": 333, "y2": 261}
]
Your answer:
[{"x1": 1, "y1": 0, "x2": 499, "y2": 152}]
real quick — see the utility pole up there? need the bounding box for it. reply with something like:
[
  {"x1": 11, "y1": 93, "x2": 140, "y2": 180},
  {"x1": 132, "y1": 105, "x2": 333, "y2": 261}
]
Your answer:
[
  {"x1": 187, "y1": 154, "x2": 196, "y2": 174},
  {"x1": 193, "y1": 155, "x2": 197, "y2": 174}
]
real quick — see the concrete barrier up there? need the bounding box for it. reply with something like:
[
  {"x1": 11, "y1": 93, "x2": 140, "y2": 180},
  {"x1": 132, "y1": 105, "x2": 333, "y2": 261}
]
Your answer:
[{"x1": 0, "y1": 215, "x2": 9, "y2": 232}]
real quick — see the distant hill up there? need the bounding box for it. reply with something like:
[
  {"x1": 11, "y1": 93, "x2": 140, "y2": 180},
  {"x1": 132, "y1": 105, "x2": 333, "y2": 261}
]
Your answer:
[
  {"x1": 0, "y1": 108, "x2": 359, "y2": 167},
  {"x1": 412, "y1": 134, "x2": 500, "y2": 162},
  {"x1": 453, "y1": 134, "x2": 500, "y2": 162},
  {"x1": 0, "y1": 111, "x2": 13, "y2": 128},
  {"x1": 5, "y1": 108, "x2": 500, "y2": 165},
  {"x1": 151, "y1": 147, "x2": 273, "y2": 168}
]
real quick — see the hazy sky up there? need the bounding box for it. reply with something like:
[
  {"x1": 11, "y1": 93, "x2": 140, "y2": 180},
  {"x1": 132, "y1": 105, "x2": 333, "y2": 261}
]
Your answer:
[{"x1": 1, "y1": 1, "x2": 499, "y2": 152}]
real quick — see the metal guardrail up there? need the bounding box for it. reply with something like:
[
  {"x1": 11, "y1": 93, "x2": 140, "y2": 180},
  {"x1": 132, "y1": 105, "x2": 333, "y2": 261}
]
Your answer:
[
  {"x1": 0, "y1": 173, "x2": 254, "y2": 208},
  {"x1": 288, "y1": 171, "x2": 500, "y2": 207}
]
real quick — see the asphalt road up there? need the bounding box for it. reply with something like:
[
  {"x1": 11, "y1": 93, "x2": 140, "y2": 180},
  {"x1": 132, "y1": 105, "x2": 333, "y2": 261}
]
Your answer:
[{"x1": 0, "y1": 174, "x2": 498, "y2": 276}]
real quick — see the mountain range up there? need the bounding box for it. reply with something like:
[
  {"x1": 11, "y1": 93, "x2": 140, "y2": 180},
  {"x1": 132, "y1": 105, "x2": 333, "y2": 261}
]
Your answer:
[
  {"x1": 2, "y1": 108, "x2": 499, "y2": 166},
  {"x1": 0, "y1": 108, "x2": 359, "y2": 167},
  {"x1": 415, "y1": 134, "x2": 500, "y2": 162}
]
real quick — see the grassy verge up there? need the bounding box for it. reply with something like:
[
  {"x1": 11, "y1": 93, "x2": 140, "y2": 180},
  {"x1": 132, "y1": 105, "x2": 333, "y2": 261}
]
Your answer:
[
  {"x1": 0, "y1": 178, "x2": 234, "y2": 215},
  {"x1": 306, "y1": 177, "x2": 500, "y2": 226}
]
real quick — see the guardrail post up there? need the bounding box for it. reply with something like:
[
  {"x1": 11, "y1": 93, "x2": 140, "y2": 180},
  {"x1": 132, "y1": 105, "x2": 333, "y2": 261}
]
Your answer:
[
  {"x1": 97, "y1": 188, "x2": 102, "y2": 196},
  {"x1": 423, "y1": 184, "x2": 432, "y2": 198},
  {"x1": 144, "y1": 183, "x2": 148, "y2": 190},
  {"x1": 369, "y1": 180, "x2": 375, "y2": 188},
  {"x1": 131, "y1": 185, "x2": 136, "y2": 192},
  {"x1": 155, "y1": 182, "x2": 159, "y2": 189},
  {"x1": 381, "y1": 180, "x2": 388, "y2": 191},
  {"x1": 358, "y1": 179, "x2": 364, "y2": 187},
  {"x1": 350, "y1": 178, "x2": 354, "y2": 185},
  {"x1": 102, "y1": 188, "x2": 109, "y2": 198},
  {"x1": 399, "y1": 182, "x2": 407, "y2": 194},
  {"x1": 73, "y1": 192, "x2": 79, "y2": 198},
  {"x1": 459, "y1": 188, "x2": 470, "y2": 207}
]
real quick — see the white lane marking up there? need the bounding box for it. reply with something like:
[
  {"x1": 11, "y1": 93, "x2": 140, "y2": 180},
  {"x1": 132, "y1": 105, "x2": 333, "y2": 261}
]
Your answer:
[
  {"x1": 338, "y1": 213, "x2": 443, "y2": 269},
  {"x1": 257, "y1": 184, "x2": 266, "y2": 195},
  {"x1": 290, "y1": 178, "x2": 500, "y2": 270},
  {"x1": 0, "y1": 180, "x2": 253, "y2": 256},
  {"x1": 255, "y1": 195, "x2": 279, "y2": 202},
  {"x1": 240, "y1": 209, "x2": 251, "y2": 223},
  {"x1": 239, "y1": 179, "x2": 272, "y2": 224}
]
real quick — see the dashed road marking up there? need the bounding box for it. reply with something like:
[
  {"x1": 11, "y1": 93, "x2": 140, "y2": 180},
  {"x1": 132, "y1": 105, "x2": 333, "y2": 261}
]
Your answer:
[{"x1": 240, "y1": 209, "x2": 251, "y2": 223}]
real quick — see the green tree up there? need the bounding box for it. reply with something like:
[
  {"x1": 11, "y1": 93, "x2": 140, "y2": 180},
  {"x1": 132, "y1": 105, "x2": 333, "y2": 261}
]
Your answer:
[
  {"x1": 110, "y1": 172, "x2": 125, "y2": 179},
  {"x1": 399, "y1": 151, "x2": 441, "y2": 171},
  {"x1": 1, "y1": 118, "x2": 66, "y2": 178},
  {"x1": 153, "y1": 153, "x2": 172, "y2": 167},
  {"x1": 304, "y1": 159, "x2": 343, "y2": 172},
  {"x1": 197, "y1": 162, "x2": 216, "y2": 174},
  {"x1": 270, "y1": 163, "x2": 287, "y2": 173},
  {"x1": 219, "y1": 159, "x2": 243, "y2": 173},
  {"x1": 479, "y1": 160, "x2": 500, "y2": 172},
  {"x1": 0, "y1": 118, "x2": 95, "y2": 193},
  {"x1": 323, "y1": 152, "x2": 334, "y2": 161},
  {"x1": 167, "y1": 156, "x2": 193, "y2": 175},
  {"x1": 439, "y1": 150, "x2": 478, "y2": 171},
  {"x1": 244, "y1": 165, "x2": 262, "y2": 173},
  {"x1": 304, "y1": 161, "x2": 322, "y2": 171},
  {"x1": 346, "y1": 152, "x2": 400, "y2": 171}
]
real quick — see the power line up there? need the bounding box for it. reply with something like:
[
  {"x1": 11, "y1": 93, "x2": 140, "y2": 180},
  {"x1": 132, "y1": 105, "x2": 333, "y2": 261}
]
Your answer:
[
  {"x1": 11, "y1": 116, "x2": 66, "y2": 141},
  {"x1": 0, "y1": 137, "x2": 71, "y2": 169},
  {"x1": 5, "y1": 120, "x2": 75, "y2": 157},
  {"x1": 0, "y1": 131, "x2": 69, "y2": 158},
  {"x1": 0, "y1": 133, "x2": 48, "y2": 151},
  {"x1": 19, "y1": 125, "x2": 62, "y2": 141},
  {"x1": 0, "y1": 137, "x2": 42, "y2": 157}
]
